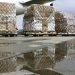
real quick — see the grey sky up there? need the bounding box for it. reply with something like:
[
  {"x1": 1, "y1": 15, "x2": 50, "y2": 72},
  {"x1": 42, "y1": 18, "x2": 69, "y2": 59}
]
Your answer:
[
  {"x1": 16, "y1": 14, "x2": 24, "y2": 29},
  {"x1": 53, "y1": 0, "x2": 75, "y2": 14},
  {"x1": 17, "y1": 0, "x2": 75, "y2": 29}
]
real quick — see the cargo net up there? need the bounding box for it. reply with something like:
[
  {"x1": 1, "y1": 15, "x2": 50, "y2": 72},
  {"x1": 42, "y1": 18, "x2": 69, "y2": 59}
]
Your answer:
[
  {"x1": 0, "y1": 2, "x2": 16, "y2": 33},
  {"x1": 55, "y1": 11, "x2": 75, "y2": 34},
  {"x1": 0, "y1": 15, "x2": 16, "y2": 31},
  {"x1": 23, "y1": 4, "x2": 55, "y2": 32},
  {"x1": 0, "y1": 2, "x2": 16, "y2": 15}
]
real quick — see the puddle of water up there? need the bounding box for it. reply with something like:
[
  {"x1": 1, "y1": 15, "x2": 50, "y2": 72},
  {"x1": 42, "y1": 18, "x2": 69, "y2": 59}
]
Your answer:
[
  {"x1": 0, "y1": 39, "x2": 75, "y2": 75},
  {"x1": 0, "y1": 52, "x2": 17, "y2": 73},
  {"x1": 17, "y1": 39, "x2": 75, "y2": 75},
  {"x1": 0, "y1": 43, "x2": 16, "y2": 47},
  {"x1": 17, "y1": 47, "x2": 60, "y2": 75},
  {"x1": 0, "y1": 52, "x2": 15, "y2": 58}
]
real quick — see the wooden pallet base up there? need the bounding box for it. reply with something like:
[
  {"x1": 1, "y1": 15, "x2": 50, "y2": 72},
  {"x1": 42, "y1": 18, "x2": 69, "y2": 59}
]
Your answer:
[
  {"x1": 58, "y1": 33, "x2": 75, "y2": 36},
  {"x1": 23, "y1": 32, "x2": 57, "y2": 37}
]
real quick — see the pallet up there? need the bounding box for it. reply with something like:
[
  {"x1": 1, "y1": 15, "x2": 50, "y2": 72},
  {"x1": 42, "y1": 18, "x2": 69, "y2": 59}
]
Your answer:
[
  {"x1": 57, "y1": 33, "x2": 75, "y2": 36},
  {"x1": 0, "y1": 34, "x2": 17, "y2": 37},
  {"x1": 23, "y1": 32, "x2": 57, "y2": 37}
]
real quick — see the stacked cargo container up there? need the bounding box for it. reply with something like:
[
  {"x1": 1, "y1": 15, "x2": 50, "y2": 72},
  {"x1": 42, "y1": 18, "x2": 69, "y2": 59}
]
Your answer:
[
  {"x1": 23, "y1": 4, "x2": 56, "y2": 36},
  {"x1": 0, "y1": 2, "x2": 17, "y2": 36},
  {"x1": 55, "y1": 12, "x2": 67, "y2": 33},
  {"x1": 64, "y1": 13, "x2": 75, "y2": 34},
  {"x1": 55, "y1": 11, "x2": 75, "y2": 35}
]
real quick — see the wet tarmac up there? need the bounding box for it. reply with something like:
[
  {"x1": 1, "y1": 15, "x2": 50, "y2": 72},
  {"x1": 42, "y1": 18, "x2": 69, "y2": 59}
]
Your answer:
[
  {"x1": 18, "y1": 39, "x2": 75, "y2": 75},
  {"x1": 0, "y1": 37, "x2": 75, "y2": 75}
]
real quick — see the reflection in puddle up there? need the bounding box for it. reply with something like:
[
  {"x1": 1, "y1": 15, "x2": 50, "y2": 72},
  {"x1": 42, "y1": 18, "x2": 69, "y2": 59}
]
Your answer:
[
  {"x1": 23, "y1": 47, "x2": 55, "y2": 70},
  {"x1": 0, "y1": 52, "x2": 15, "y2": 58},
  {"x1": 55, "y1": 42, "x2": 67, "y2": 62},
  {"x1": 0, "y1": 52, "x2": 17, "y2": 73},
  {"x1": 20, "y1": 47, "x2": 62, "y2": 75},
  {"x1": 19, "y1": 39, "x2": 75, "y2": 75},
  {"x1": 0, "y1": 43, "x2": 15, "y2": 47},
  {"x1": 0, "y1": 39, "x2": 75, "y2": 75}
]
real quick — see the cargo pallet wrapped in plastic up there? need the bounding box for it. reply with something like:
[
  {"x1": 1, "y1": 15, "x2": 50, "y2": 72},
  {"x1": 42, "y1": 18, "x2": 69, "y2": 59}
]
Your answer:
[
  {"x1": 23, "y1": 4, "x2": 56, "y2": 36},
  {"x1": 0, "y1": 2, "x2": 17, "y2": 36},
  {"x1": 55, "y1": 11, "x2": 75, "y2": 35}
]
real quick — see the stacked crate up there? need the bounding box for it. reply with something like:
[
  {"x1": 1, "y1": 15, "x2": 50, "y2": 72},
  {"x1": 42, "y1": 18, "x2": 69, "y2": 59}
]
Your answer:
[
  {"x1": 65, "y1": 13, "x2": 75, "y2": 34},
  {"x1": 55, "y1": 12, "x2": 67, "y2": 33},
  {"x1": 0, "y1": 2, "x2": 17, "y2": 34},
  {"x1": 23, "y1": 4, "x2": 55, "y2": 33},
  {"x1": 55, "y1": 11, "x2": 75, "y2": 34}
]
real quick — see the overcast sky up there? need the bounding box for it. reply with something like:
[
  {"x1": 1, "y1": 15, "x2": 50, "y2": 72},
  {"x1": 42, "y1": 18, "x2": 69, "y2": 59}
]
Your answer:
[
  {"x1": 16, "y1": 0, "x2": 75, "y2": 29},
  {"x1": 53, "y1": 0, "x2": 75, "y2": 15}
]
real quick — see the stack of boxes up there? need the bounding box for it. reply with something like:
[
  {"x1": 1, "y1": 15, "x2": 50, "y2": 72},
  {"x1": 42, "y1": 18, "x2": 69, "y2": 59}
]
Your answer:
[
  {"x1": 23, "y1": 4, "x2": 55, "y2": 33},
  {"x1": 55, "y1": 11, "x2": 75, "y2": 34},
  {"x1": 0, "y1": 2, "x2": 17, "y2": 34},
  {"x1": 55, "y1": 12, "x2": 67, "y2": 33},
  {"x1": 64, "y1": 13, "x2": 75, "y2": 34}
]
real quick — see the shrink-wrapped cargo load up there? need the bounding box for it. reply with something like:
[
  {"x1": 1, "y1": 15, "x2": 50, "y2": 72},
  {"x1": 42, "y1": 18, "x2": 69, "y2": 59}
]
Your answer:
[
  {"x1": 64, "y1": 13, "x2": 75, "y2": 34},
  {"x1": 55, "y1": 12, "x2": 67, "y2": 33},
  {"x1": 0, "y1": 2, "x2": 17, "y2": 36},
  {"x1": 55, "y1": 11, "x2": 75, "y2": 34},
  {"x1": 23, "y1": 4, "x2": 56, "y2": 35}
]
